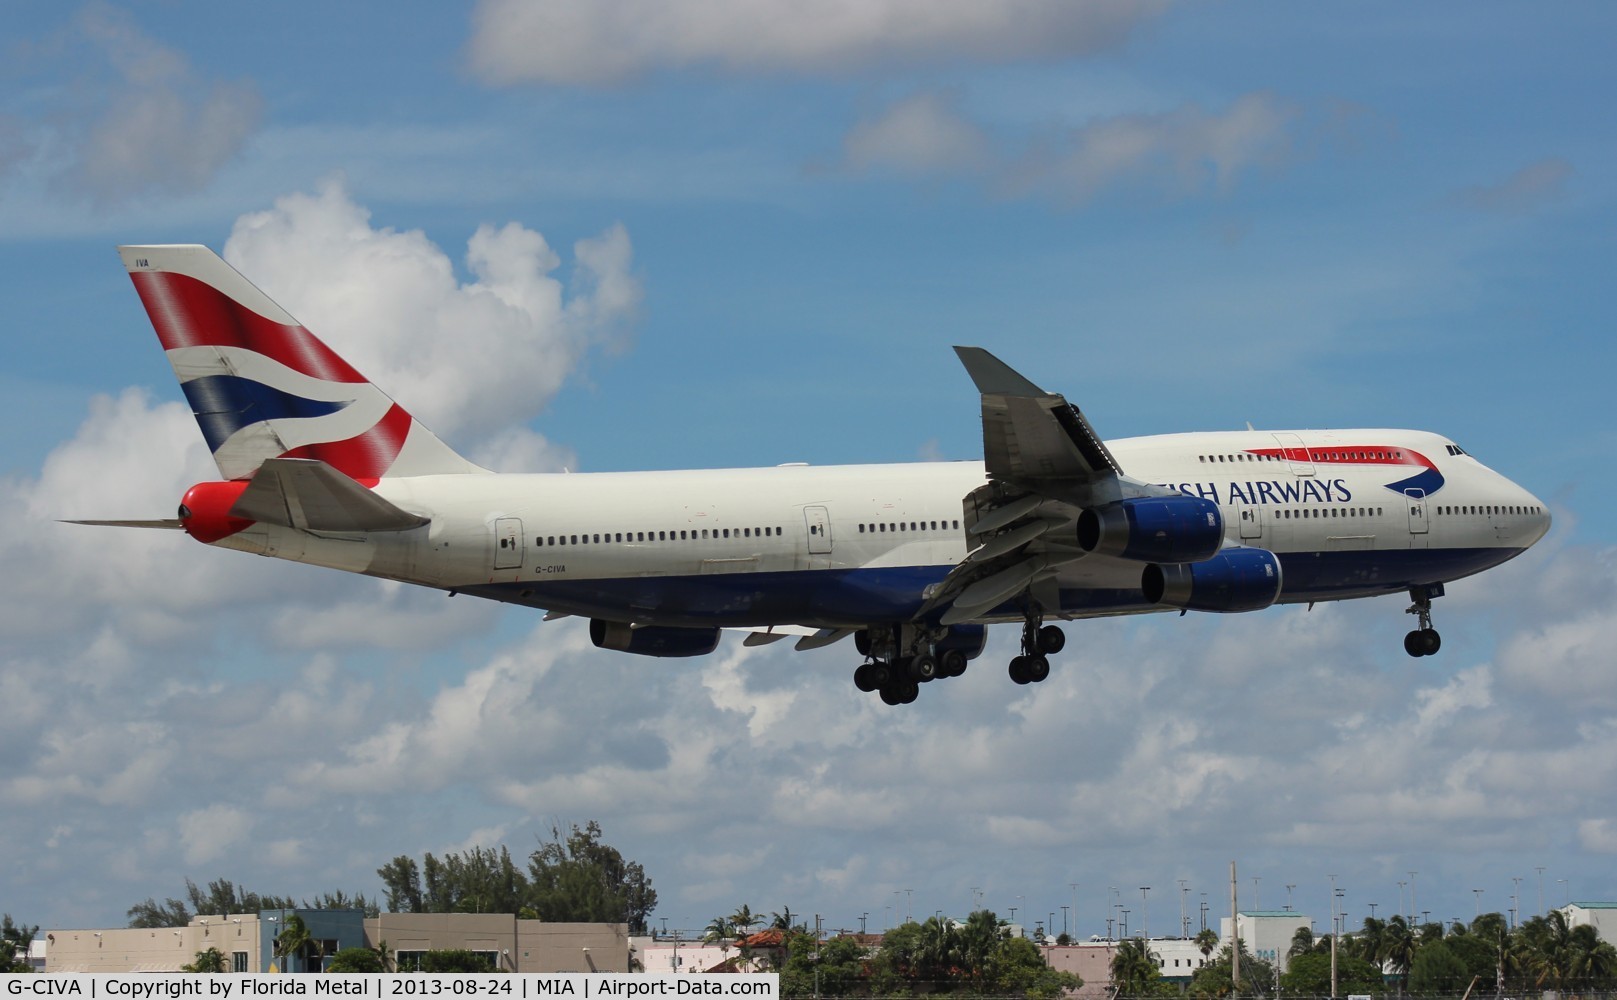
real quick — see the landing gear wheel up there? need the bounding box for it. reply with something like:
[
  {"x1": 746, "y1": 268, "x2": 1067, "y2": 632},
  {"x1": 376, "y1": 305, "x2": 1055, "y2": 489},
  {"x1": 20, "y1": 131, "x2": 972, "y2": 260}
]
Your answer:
[
  {"x1": 1037, "y1": 625, "x2": 1066, "y2": 655},
  {"x1": 899, "y1": 681, "x2": 919, "y2": 704},
  {"x1": 865, "y1": 661, "x2": 891, "y2": 689},
  {"x1": 939, "y1": 649, "x2": 968, "y2": 678},
  {"x1": 879, "y1": 685, "x2": 904, "y2": 706},
  {"x1": 854, "y1": 630, "x2": 872, "y2": 657},
  {"x1": 1403, "y1": 584, "x2": 1445, "y2": 657},
  {"x1": 1420, "y1": 628, "x2": 1441, "y2": 655},
  {"x1": 1009, "y1": 656, "x2": 1032, "y2": 685},
  {"x1": 854, "y1": 663, "x2": 879, "y2": 692},
  {"x1": 909, "y1": 652, "x2": 938, "y2": 682},
  {"x1": 1025, "y1": 654, "x2": 1050, "y2": 683}
]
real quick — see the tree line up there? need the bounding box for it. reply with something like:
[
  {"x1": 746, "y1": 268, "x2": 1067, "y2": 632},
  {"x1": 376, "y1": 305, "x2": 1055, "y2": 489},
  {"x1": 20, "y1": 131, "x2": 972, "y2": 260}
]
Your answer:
[
  {"x1": 690, "y1": 906, "x2": 1079, "y2": 997},
  {"x1": 111, "y1": 821, "x2": 652, "y2": 934},
  {"x1": 1109, "y1": 910, "x2": 1617, "y2": 998}
]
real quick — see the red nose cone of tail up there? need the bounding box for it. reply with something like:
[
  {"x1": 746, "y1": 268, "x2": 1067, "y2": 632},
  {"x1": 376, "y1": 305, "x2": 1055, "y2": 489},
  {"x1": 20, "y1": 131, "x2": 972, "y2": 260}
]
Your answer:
[{"x1": 178, "y1": 481, "x2": 254, "y2": 543}]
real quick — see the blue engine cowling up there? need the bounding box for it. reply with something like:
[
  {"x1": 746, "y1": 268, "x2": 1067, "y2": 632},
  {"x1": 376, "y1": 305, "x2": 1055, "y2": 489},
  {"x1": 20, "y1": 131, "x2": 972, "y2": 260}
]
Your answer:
[
  {"x1": 1141, "y1": 547, "x2": 1283, "y2": 613},
  {"x1": 1077, "y1": 496, "x2": 1224, "y2": 563},
  {"x1": 590, "y1": 619, "x2": 721, "y2": 657},
  {"x1": 936, "y1": 623, "x2": 987, "y2": 660}
]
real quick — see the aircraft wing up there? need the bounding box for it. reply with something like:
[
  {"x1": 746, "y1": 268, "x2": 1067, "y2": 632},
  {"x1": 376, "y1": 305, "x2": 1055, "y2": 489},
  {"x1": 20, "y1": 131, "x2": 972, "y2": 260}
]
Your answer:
[
  {"x1": 955, "y1": 346, "x2": 1121, "y2": 489},
  {"x1": 922, "y1": 348, "x2": 1153, "y2": 625}
]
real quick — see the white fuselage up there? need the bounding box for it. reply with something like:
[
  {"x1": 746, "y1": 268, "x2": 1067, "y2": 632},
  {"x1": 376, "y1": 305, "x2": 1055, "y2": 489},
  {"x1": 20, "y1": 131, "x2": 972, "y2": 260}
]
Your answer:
[{"x1": 206, "y1": 428, "x2": 1549, "y2": 629}]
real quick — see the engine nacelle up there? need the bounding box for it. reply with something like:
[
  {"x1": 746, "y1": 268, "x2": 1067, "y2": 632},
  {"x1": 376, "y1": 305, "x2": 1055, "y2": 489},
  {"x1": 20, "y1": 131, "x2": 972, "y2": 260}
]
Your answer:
[
  {"x1": 1077, "y1": 496, "x2": 1223, "y2": 563},
  {"x1": 589, "y1": 619, "x2": 721, "y2": 658},
  {"x1": 1142, "y1": 547, "x2": 1283, "y2": 613},
  {"x1": 935, "y1": 623, "x2": 988, "y2": 660},
  {"x1": 177, "y1": 480, "x2": 253, "y2": 543}
]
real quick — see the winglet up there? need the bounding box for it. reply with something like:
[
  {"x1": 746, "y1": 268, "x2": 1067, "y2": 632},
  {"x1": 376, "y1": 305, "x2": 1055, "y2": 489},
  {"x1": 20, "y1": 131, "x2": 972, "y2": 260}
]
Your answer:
[{"x1": 954, "y1": 346, "x2": 1050, "y2": 397}]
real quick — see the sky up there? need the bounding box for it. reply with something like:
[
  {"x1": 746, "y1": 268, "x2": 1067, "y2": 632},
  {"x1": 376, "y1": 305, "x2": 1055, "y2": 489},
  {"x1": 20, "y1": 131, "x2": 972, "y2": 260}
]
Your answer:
[{"x1": 2, "y1": 0, "x2": 1616, "y2": 942}]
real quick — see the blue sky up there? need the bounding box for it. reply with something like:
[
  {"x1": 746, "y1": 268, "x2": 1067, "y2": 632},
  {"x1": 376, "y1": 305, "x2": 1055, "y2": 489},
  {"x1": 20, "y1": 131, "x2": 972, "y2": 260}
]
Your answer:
[{"x1": 2, "y1": 0, "x2": 1616, "y2": 941}]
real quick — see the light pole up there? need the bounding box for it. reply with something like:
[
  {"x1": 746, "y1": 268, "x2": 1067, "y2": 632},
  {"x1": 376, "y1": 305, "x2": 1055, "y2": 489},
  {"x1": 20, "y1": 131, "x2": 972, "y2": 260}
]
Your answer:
[
  {"x1": 1286, "y1": 883, "x2": 1296, "y2": 913},
  {"x1": 1018, "y1": 896, "x2": 1026, "y2": 936},
  {"x1": 1070, "y1": 884, "x2": 1079, "y2": 939},
  {"x1": 1473, "y1": 889, "x2": 1483, "y2": 919},
  {"x1": 1397, "y1": 881, "x2": 1407, "y2": 922},
  {"x1": 1200, "y1": 893, "x2": 1208, "y2": 933},
  {"x1": 1558, "y1": 879, "x2": 1568, "y2": 907},
  {"x1": 1409, "y1": 872, "x2": 1419, "y2": 925},
  {"x1": 1061, "y1": 905, "x2": 1070, "y2": 940},
  {"x1": 1252, "y1": 877, "x2": 1261, "y2": 912},
  {"x1": 1535, "y1": 868, "x2": 1546, "y2": 917},
  {"x1": 1121, "y1": 909, "x2": 1130, "y2": 938},
  {"x1": 1369, "y1": 903, "x2": 1377, "y2": 919},
  {"x1": 905, "y1": 889, "x2": 913, "y2": 924},
  {"x1": 1179, "y1": 880, "x2": 1190, "y2": 937},
  {"x1": 1141, "y1": 887, "x2": 1151, "y2": 940}
]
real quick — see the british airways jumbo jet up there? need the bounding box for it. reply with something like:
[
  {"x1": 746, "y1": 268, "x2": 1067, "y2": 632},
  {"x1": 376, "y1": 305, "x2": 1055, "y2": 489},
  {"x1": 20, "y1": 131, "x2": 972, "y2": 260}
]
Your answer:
[{"x1": 78, "y1": 245, "x2": 1552, "y2": 706}]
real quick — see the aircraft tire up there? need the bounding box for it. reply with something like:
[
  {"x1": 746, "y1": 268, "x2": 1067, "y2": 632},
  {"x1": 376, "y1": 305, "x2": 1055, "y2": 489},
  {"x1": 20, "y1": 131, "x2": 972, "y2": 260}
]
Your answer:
[
  {"x1": 1037, "y1": 625, "x2": 1066, "y2": 655},
  {"x1": 899, "y1": 681, "x2": 920, "y2": 704},
  {"x1": 1404, "y1": 630, "x2": 1427, "y2": 657},
  {"x1": 1026, "y1": 654, "x2": 1050, "y2": 683},
  {"x1": 879, "y1": 685, "x2": 904, "y2": 706},
  {"x1": 939, "y1": 649, "x2": 968, "y2": 678},
  {"x1": 1420, "y1": 628, "x2": 1442, "y2": 655},
  {"x1": 854, "y1": 663, "x2": 879, "y2": 692},
  {"x1": 1009, "y1": 655, "x2": 1031, "y2": 685},
  {"x1": 910, "y1": 652, "x2": 938, "y2": 682}
]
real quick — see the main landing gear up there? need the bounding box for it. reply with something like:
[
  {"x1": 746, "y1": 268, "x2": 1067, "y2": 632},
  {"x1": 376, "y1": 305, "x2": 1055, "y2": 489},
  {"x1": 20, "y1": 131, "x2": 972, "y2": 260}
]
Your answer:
[
  {"x1": 1009, "y1": 617, "x2": 1064, "y2": 685},
  {"x1": 1403, "y1": 583, "x2": 1445, "y2": 657},
  {"x1": 852, "y1": 625, "x2": 973, "y2": 706}
]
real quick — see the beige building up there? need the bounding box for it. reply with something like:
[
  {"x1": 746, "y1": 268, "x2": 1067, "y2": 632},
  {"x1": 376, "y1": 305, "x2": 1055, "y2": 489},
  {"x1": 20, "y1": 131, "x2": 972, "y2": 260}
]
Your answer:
[
  {"x1": 373, "y1": 914, "x2": 628, "y2": 973},
  {"x1": 47, "y1": 911, "x2": 629, "y2": 973},
  {"x1": 48, "y1": 915, "x2": 265, "y2": 973}
]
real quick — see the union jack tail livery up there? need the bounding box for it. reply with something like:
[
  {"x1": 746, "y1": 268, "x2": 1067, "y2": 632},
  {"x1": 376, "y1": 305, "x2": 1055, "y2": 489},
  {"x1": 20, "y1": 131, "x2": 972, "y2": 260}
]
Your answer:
[{"x1": 118, "y1": 245, "x2": 483, "y2": 482}]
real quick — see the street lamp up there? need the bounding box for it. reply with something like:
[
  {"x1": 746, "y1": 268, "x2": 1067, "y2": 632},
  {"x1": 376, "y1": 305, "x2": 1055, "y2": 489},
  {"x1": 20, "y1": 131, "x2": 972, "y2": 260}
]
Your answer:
[
  {"x1": 1473, "y1": 889, "x2": 1484, "y2": 919},
  {"x1": 1409, "y1": 872, "x2": 1419, "y2": 924},
  {"x1": 1286, "y1": 883, "x2": 1296, "y2": 913},
  {"x1": 1140, "y1": 888, "x2": 1151, "y2": 940},
  {"x1": 1061, "y1": 905, "x2": 1070, "y2": 939},
  {"x1": 1179, "y1": 881, "x2": 1190, "y2": 937}
]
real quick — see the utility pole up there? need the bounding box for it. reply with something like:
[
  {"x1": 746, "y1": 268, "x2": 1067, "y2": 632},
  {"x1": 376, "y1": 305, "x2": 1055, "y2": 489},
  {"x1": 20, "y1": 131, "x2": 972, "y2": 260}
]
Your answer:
[
  {"x1": 1328, "y1": 874, "x2": 1339, "y2": 1000},
  {"x1": 1535, "y1": 868, "x2": 1546, "y2": 918},
  {"x1": 1409, "y1": 872, "x2": 1419, "y2": 925},
  {"x1": 1179, "y1": 880, "x2": 1190, "y2": 938},
  {"x1": 1070, "y1": 884, "x2": 1079, "y2": 940},
  {"x1": 1141, "y1": 887, "x2": 1152, "y2": 940},
  {"x1": 1286, "y1": 884, "x2": 1296, "y2": 913},
  {"x1": 1230, "y1": 863, "x2": 1240, "y2": 994}
]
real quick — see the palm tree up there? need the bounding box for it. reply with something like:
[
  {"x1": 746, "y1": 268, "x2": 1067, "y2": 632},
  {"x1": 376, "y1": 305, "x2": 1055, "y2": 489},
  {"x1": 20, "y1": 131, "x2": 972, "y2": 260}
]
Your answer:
[
  {"x1": 1381, "y1": 915, "x2": 1417, "y2": 996},
  {"x1": 703, "y1": 916, "x2": 733, "y2": 944},
  {"x1": 1288, "y1": 926, "x2": 1315, "y2": 959},
  {"x1": 372, "y1": 938, "x2": 394, "y2": 973},
  {"x1": 275, "y1": 914, "x2": 314, "y2": 973},
  {"x1": 1112, "y1": 937, "x2": 1160, "y2": 998},
  {"x1": 957, "y1": 909, "x2": 1004, "y2": 988}
]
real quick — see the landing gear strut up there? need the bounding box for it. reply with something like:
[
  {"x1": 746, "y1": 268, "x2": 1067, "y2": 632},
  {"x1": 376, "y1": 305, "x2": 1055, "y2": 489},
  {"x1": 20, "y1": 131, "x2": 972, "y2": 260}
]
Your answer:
[{"x1": 1403, "y1": 583, "x2": 1444, "y2": 657}]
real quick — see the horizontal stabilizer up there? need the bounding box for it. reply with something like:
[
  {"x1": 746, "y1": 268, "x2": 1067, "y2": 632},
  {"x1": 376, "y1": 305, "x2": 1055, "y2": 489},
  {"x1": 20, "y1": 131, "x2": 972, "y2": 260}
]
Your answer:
[
  {"x1": 230, "y1": 458, "x2": 428, "y2": 533},
  {"x1": 62, "y1": 519, "x2": 184, "y2": 529}
]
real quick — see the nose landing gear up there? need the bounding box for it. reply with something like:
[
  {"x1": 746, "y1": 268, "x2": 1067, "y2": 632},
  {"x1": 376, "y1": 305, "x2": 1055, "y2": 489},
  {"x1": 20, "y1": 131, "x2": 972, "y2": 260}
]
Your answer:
[{"x1": 1403, "y1": 583, "x2": 1445, "y2": 657}]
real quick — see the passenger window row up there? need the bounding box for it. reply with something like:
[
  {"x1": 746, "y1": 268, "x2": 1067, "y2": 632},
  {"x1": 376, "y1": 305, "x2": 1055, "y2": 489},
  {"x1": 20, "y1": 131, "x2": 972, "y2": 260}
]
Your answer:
[
  {"x1": 1198, "y1": 450, "x2": 1405, "y2": 463},
  {"x1": 1278, "y1": 507, "x2": 1384, "y2": 519},
  {"x1": 857, "y1": 520, "x2": 961, "y2": 534},
  {"x1": 536, "y1": 526, "x2": 784, "y2": 547},
  {"x1": 1437, "y1": 505, "x2": 1541, "y2": 516}
]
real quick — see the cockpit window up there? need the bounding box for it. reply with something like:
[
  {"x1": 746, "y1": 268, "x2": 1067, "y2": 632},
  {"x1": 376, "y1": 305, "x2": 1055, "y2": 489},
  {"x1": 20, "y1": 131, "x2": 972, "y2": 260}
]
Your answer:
[{"x1": 1445, "y1": 444, "x2": 1470, "y2": 457}]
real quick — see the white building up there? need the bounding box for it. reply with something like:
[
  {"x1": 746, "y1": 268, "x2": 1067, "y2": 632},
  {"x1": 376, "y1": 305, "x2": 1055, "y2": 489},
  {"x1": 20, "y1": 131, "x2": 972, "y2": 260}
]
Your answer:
[
  {"x1": 1562, "y1": 902, "x2": 1617, "y2": 940},
  {"x1": 1219, "y1": 911, "x2": 1311, "y2": 972}
]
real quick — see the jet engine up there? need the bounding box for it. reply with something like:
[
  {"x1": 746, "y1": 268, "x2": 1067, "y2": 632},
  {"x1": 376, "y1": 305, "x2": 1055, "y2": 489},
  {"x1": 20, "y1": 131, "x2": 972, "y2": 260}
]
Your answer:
[
  {"x1": 589, "y1": 619, "x2": 722, "y2": 658},
  {"x1": 1141, "y1": 547, "x2": 1283, "y2": 613},
  {"x1": 1077, "y1": 496, "x2": 1223, "y2": 564}
]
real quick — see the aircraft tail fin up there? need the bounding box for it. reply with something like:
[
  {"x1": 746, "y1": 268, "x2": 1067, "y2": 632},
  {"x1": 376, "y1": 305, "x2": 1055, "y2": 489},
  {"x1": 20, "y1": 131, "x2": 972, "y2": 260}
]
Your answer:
[{"x1": 118, "y1": 244, "x2": 486, "y2": 482}]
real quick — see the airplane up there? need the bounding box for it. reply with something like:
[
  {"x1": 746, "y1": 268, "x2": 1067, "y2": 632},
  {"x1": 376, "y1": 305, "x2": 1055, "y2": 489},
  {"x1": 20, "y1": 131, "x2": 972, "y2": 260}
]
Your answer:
[{"x1": 75, "y1": 244, "x2": 1553, "y2": 706}]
